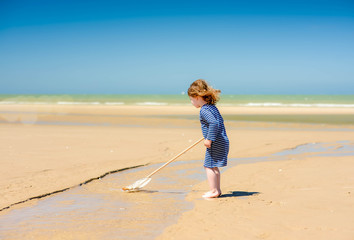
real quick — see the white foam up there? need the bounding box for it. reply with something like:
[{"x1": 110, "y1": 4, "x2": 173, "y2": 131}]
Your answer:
[
  {"x1": 104, "y1": 102, "x2": 125, "y2": 105},
  {"x1": 240, "y1": 103, "x2": 354, "y2": 108},
  {"x1": 0, "y1": 101, "x2": 17, "y2": 104},
  {"x1": 1, "y1": 100, "x2": 353, "y2": 108},
  {"x1": 0, "y1": 101, "x2": 50, "y2": 105},
  {"x1": 136, "y1": 102, "x2": 168, "y2": 106},
  {"x1": 57, "y1": 101, "x2": 100, "y2": 105}
]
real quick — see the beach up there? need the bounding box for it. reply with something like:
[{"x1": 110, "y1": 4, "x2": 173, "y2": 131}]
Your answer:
[
  {"x1": 158, "y1": 155, "x2": 354, "y2": 240},
  {"x1": 3, "y1": 0, "x2": 354, "y2": 238},
  {"x1": 1, "y1": 103, "x2": 354, "y2": 239}
]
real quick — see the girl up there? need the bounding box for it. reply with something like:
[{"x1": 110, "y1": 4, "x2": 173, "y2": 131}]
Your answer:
[{"x1": 188, "y1": 79, "x2": 229, "y2": 198}]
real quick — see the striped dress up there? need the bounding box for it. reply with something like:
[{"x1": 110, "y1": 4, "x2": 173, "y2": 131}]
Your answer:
[{"x1": 200, "y1": 104, "x2": 229, "y2": 168}]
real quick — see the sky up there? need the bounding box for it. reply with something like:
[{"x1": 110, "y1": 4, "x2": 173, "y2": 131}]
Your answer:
[{"x1": 0, "y1": 0, "x2": 353, "y2": 94}]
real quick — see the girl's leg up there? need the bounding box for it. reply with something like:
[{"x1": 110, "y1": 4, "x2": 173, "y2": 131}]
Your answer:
[{"x1": 203, "y1": 167, "x2": 221, "y2": 198}]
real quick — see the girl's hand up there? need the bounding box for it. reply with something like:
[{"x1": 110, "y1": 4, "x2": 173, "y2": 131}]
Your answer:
[{"x1": 204, "y1": 139, "x2": 212, "y2": 148}]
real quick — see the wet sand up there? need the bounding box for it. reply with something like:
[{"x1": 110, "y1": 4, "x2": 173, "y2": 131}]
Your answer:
[
  {"x1": 1, "y1": 104, "x2": 354, "y2": 239},
  {"x1": 1, "y1": 142, "x2": 353, "y2": 239},
  {"x1": 158, "y1": 148, "x2": 354, "y2": 240}
]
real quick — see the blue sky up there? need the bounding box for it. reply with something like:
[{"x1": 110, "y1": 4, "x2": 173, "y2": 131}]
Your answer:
[{"x1": 0, "y1": 0, "x2": 353, "y2": 94}]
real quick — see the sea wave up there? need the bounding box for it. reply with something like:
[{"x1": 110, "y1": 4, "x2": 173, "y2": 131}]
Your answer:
[
  {"x1": 57, "y1": 101, "x2": 101, "y2": 105},
  {"x1": 104, "y1": 102, "x2": 125, "y2": 105},
  {"x1": 240, "y1": 103, "x2": 354, "y2": 108},
  {"x1": 1, "y1": 100, "x2": 354, "y2": 108},
  {"x1": 135, "y1": 102, "x2": 169, "y2": 106},
  {"x1": 0, "y1": 101, "x2": 52, "y2": 105}
]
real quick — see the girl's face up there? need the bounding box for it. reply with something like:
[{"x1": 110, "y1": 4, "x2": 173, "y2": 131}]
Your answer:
[{"x1": 189, "y1": 96, "x2": 206, "y2": 108}]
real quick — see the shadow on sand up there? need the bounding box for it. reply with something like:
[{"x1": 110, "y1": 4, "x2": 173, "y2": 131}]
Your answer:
[{"x1": 220, "y1": 191, "x2": 260, "y2": 198}]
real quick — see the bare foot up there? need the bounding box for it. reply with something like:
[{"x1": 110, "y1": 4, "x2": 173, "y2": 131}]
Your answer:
[
  {"x1": 202, "y1": 190, "x2": 213, "y2": 197},
  {"x1": 202, "y1": 191, "x2": 222, "y2": 198}
]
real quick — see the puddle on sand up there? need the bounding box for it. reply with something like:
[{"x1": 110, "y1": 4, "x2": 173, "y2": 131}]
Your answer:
[
  {"x1": 0, "y1": 161, "x2": 205, "y2": 240},
  {"x1": 0, "y1": 141, "x2": 353, "y2": 239},
  {"x1": 273, "y1": 140, "x2": 354, "y2": 158}
]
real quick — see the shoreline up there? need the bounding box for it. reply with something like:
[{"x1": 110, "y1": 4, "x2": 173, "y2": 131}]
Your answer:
[
  {"x1": 1, "y1": 94, "x2": 354, "y2": 109},
  {"x1": 2, "y1": 104, "x2": 354, "y2": 113},
  {"x1": 1, "y1": 105, "x2": 354, "y2": 128}
]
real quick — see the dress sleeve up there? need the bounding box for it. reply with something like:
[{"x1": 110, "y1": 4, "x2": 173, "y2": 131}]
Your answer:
[{"x1": 200, "y1": 107, "x2": 219, "y2": 141}]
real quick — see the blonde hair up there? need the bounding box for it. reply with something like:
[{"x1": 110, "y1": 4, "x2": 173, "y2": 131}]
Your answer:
[{"x1": 187, "y1": 79, "x2": 221, "y2": 105}]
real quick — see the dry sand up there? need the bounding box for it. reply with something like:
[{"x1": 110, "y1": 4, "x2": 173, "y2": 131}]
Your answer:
[{"x1": 1, "y1": 104, "x2": 354, "y2": 239}]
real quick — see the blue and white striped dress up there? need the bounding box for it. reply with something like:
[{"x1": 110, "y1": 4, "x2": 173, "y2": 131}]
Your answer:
[{"x1": 200, "y1": 104, "x2": 229, "y2": 168}]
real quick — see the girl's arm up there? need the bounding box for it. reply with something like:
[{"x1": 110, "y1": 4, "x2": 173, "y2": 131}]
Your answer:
[{"x1": 200, "y1": 108, "x2": 219, "y2": 143}]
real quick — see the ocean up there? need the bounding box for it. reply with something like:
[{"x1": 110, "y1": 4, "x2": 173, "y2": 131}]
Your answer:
[{"x1": 0, "y1": 94, "x2": 354, "y2": 108}]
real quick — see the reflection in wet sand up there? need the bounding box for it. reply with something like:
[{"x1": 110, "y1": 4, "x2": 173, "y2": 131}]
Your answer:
[{"x1": 0, "y1": 141, "x2": 353, "y2": 239}]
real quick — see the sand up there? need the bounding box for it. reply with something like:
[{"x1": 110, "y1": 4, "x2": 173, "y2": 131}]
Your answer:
[
  {"x1": 1, "y1": 104, "x2": 354, "y2": 239},
  {"x1": 157, "y1": 155, "x2": 354, "y2": 240}
]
